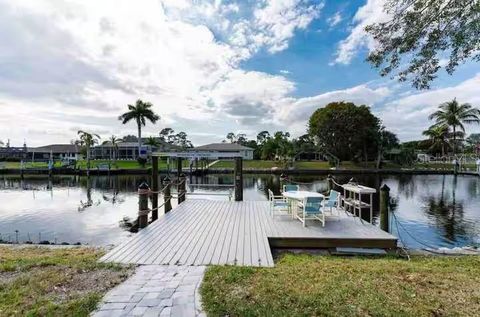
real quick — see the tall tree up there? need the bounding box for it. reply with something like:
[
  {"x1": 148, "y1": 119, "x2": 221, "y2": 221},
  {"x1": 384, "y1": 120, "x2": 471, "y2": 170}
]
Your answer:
[
  {"x1": 256, "y1": 131, "x2": 270, "y2": 145},
  {"x1": 309, "y1": 102, "x2": 381, "y2": 162},
  {"x1": 77, "y1": 130, "x2": 100, "y2": 170},
  {"x1": 118, "y1": 99, "x2": 160, "y2": 157},
  {"x1": 366, "y1": 0, "x2": 480, "y2": 89},
  {"x1": 109, "y1": 135, "x2": 120, "y2": 164},
  {"x1": 422, "y1": 124, "x2": 451, "y2": 157},
  {"x1": 144, "y1": 136, "x2": 159, "y2": 147},
  {"x1": 376, "y1": 128, "x2": 399, "y2": 168},
  {"x1": 174, "y1": 132, "x2": 193, "y2": 149},
  {"x1": 159, "y1": 128, "x2": 175, "y2": 143},
  {"x1": 429, "y1": 98, "x2": 480, "y2": 155},
  {"x1": 225, "y1": 132, "x2": 236, "y2": 143}
]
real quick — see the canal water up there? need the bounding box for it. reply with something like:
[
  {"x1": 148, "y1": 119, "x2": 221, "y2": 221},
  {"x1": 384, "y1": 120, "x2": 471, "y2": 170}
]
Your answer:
[{"x1": 0, "y1": 174, "x2": 479, "y2": 249}]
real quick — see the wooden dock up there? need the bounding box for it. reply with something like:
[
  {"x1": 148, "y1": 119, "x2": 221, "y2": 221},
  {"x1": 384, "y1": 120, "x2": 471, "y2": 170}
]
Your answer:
[{"x1": 101, "y1": 200, "x2": 397, "y2": 267}]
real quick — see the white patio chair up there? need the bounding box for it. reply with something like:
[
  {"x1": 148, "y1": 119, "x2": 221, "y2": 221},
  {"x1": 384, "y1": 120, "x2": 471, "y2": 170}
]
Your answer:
[
  {"x1": 297, "y1": 196, "x2": 325, "y2": 227},
  {"x1": 268, "y1": 189, "x2": 289, "y2": 217}
]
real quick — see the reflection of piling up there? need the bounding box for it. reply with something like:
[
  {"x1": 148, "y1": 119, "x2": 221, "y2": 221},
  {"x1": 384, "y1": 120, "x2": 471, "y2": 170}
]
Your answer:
[
  {"x1": 163, "y1": 176, "x2": 172, "y2": 213},
  {"x1": 138, "y1": 182, "x2": 150, "y2": 229},
  {"x1": 380, "y1": 184, "x2": 390, "y2": 232}
]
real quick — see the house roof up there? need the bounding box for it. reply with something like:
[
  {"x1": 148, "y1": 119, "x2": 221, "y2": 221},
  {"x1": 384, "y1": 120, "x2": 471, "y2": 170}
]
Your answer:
[
  {"x1": 97, "y1": 139, "x2": 183, "y2": 150},
  {"x1": 193, "y1": 143, "x2": 253, "y2": 151},
  {"x1": 30, "y1": 144, "x2": 80, "y2": 153}
]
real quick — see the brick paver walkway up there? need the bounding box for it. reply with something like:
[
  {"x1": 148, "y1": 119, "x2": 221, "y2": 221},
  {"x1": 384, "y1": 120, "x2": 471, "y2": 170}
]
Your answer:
[{"x1": 92, "y1": 265, "x2": 206, "y2": 317}]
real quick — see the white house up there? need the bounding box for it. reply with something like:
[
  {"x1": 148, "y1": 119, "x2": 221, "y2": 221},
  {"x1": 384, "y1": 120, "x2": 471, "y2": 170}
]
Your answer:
[{"x1": 192, "y1": 143, "x2": 254, "y2": 160}]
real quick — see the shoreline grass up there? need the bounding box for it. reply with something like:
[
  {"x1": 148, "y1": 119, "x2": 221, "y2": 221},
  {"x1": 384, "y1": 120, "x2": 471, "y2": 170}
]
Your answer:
[
  {"x1": 0, "y1": 246, "x2": 132, "y2": 316},
  {"x1": 200, "y1": 253, "x2": 480, "y2": 316}
]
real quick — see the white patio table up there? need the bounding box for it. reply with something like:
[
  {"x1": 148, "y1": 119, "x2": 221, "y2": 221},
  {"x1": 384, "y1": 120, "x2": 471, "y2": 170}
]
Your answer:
[{"x1": 282, "y1": 191, "x2": 325, "y2": 219}]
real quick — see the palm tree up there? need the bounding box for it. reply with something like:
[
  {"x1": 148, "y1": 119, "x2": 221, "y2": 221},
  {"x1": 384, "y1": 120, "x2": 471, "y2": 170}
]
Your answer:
[
  {"x1": 109, "y1": 135, "x2": 120, "y2": 166},
  {"x1": 429, "y1": 98, "x2": 480, "y2": 155},
  {"x1": 144, "y1": 136, "x2": 159, "y2": 148},
  {"x1": 77, "y1": 130, "x2": 100, "y2": 170},
  {"x1": 118, "y1": 100, "x2": 160, "y2": 158},
  {"x1": 422, "y1": 125, "x2": 451, "y2": 157}
]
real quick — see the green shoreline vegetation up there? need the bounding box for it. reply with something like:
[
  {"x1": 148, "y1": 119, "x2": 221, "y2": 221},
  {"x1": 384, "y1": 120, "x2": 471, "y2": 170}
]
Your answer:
[
  {"x1": 201, "y1": 253, "x2": 480, "y2": 316},
  {"x1": 0, "y1": 246, "x2": 132, "y2": 316}
]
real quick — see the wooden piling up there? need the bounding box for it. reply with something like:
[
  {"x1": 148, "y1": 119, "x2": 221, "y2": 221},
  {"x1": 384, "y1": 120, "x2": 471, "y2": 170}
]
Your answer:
[
  {"x1": 151, "y1": 156, "x2": 159, "y2": 221},
  {"x1": 138, "y1": 182, "x2": 150, "y2": 229},
  {"x1": 380, "y1": 184, "x2": 390, "y2": 232},
  {"x1": 327, "y1": 174, "x2": 333, "y2": 192},
  {"x1": 163, "y1": 176, "x2": 172, "y2": 213},
  {"x1": 178, "y1": 174, "x2": 186, "y2": 205},
  {"x1": 234, "y1": 157, "x2": 243, "y2": 201},
  {"x1": 177, "y1": 157, "x2": 182, "y2": 178}
]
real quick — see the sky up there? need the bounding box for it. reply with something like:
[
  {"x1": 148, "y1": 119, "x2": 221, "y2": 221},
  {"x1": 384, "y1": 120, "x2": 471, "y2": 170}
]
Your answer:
[{"x1": 1, "y1": 0, "x2": 479, "y2": 147}]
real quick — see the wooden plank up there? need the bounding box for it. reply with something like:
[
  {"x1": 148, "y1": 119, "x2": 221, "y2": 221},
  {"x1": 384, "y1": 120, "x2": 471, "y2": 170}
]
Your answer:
[
  {"x1": 101, "y1": 200, "x2": 195, "y2": 263},
  {"x1": 226, "y1": 201, "x2": 241, "y2": 265},
  {"x1": 152, "y1": 200, "x2": 214, "y2": 265},
  {"x1": 125, "y1": 200, "x2": 205, "y2": 264},
  {"x1": 257, "y1": 202, "x2": 275, "y2": 267},
  {"x1": 216, "y1": 200, "x2": 238, "y2": 265},
  {"x1": 208, "y1": 200, "x2": 235, "y2": 265},
  {"x1": 197, "y1": 201, "x2": 232, "y2": 265},
  {"x1": 178, "y1": 200, "x2": 224, "y2": 265}
]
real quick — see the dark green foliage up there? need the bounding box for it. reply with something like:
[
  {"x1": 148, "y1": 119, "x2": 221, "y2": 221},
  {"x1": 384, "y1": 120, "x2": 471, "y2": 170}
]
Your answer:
[
  {"x1": 308, "y1": 102, "x2": 382, "y2": 162},
  {"x1": 137, "y1": 157, "x2": 147, "y2": 167},
  {"x1": 366, "y1": 0, "x2": 480, "y2": 89}
]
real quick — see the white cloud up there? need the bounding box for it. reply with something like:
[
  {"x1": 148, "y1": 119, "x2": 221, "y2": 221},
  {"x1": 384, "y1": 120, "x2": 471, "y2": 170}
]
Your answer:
[
  {"x1": 379, "y1": 73, "x2": 480, "y2": 140},
  {"x1": 334, "y1": 0, "x2": 388, "y2": 64},
  {"x1": 279, "y1": 70, "x2": 291, "y2": 75},
  {"x1": 327, "y1": 11, "x2": 342, "y2": 28},
  {"x1": 0, "y1": 0, "x2": 321, "y2": 146},
  {"x1": 275, "y1": 84, "x2": 392, "y2": 135}
]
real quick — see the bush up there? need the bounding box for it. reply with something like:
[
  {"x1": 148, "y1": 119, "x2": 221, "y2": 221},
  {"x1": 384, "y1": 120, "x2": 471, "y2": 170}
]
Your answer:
[{"x1": 137, "y1": 157, "x2": 147, "y2": 167}]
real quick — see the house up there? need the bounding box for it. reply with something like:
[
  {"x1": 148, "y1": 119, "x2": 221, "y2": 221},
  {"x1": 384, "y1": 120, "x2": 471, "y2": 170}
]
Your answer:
[
  {"x1": 30, "y1": 144, "x2": 81, "y2": 161},
  {"x1": 192, "y1": 143, "x2": 254, "y2": 160},
  {"x1": 0, "y1": 143, "x2": 80, "y2": 161},
  {"x1": 90, "y1": 139, "x2": 182, "y2": 160}
]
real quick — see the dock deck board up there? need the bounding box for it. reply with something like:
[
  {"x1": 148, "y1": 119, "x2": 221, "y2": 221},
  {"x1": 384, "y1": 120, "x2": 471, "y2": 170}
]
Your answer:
[{"x1": 101, "y1": 200, "x2": 397, "y2": 267}]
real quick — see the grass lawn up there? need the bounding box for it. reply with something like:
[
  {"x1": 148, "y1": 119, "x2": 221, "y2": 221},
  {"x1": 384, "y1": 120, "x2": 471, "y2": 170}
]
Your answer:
[
  {"x1": 201, "y1": 253, "x2": 480, "y2": 316},
  {"x1": 0, "y1": 246, "x2": 132, "y2": 316},
  {"x1": 211, "y1": 160, "x2": 283, "y2": 169}
]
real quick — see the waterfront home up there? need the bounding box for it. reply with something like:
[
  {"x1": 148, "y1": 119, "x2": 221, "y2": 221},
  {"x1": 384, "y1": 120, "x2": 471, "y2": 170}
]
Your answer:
[
  {"x1": 0, "y1": 143, "x2": 81, "y2": 161},
  {"x1": 192, "y1": 143, "x2": 254, "y2": 160},
  {"x1": 30, "y1": 144, "x2": 81, "y2": 161},
  {"x1": 91, "y1": 139, "x2": 181, "y2": 160}
]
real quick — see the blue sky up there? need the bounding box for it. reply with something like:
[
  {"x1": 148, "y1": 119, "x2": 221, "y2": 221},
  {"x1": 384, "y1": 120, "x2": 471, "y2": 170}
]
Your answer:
[{"x1": 0, "y1": 0, "x2": 479, "y2": 147}]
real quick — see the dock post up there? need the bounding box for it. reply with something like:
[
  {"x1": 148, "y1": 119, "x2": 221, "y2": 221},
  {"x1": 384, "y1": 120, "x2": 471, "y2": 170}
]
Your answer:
[
  {"x1": 151, "y1": 156, "x2": 159, "y2": 221},
  {"x1": 380, "y1": 184, "x2": 390, "y2": 232},
  {"x1": 178, "y1": 174, "x2": 186, "y2": 204},
  {"x1": 234, "y1": 156, "x2": 243, "y2": 201},
  {"x1": 163, "y1": 176, "x2": 172, "y2": 213},
  {"x1": 327, "y1": 174, "x2": 333, "y2": 192},
  {"x1": 138, "y1": 182, "x2": 150, "y2": 229},
  {"x1": 177, "y1": 157, "x2": 182, "y2": 178}
]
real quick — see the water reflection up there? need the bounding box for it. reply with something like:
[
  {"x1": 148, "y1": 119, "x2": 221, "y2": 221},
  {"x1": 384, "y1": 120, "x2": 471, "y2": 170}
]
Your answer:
[{"x1": 0, "y1": 173, "x2": 479, "y2": 248}]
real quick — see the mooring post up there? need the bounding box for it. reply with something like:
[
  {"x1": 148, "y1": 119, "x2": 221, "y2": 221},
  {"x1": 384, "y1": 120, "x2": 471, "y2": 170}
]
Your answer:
[
  {"x1": 151, "y1": 156, "x2": 159, "y2": 221},
  {"x1": 234, "y1": 156, "x2": 243, "y2": 201},
  {"x1": 163, "y1": 176, "x2": 172, "y2": 213},
  {"x1": 178, "y1": 173, "x2": 186, "y2": 205},
  {"x1": 380, "y1": 184, "x2": 390, "y2": 232},
  {"x1": 327, "y1": 174, "x2": 333, "y2": 192},
  {"x1": 177, "y1": 157, "x2": 182, "y2": 178},
  {"x1": 138, "y1": 182, "x2": 150, "y2": 229}
]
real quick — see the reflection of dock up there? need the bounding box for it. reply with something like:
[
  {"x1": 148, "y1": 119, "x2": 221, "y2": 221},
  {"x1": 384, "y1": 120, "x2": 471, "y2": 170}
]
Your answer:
[{"x1": 101, "y1": 200, "x2": 397, "y2": 267}]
